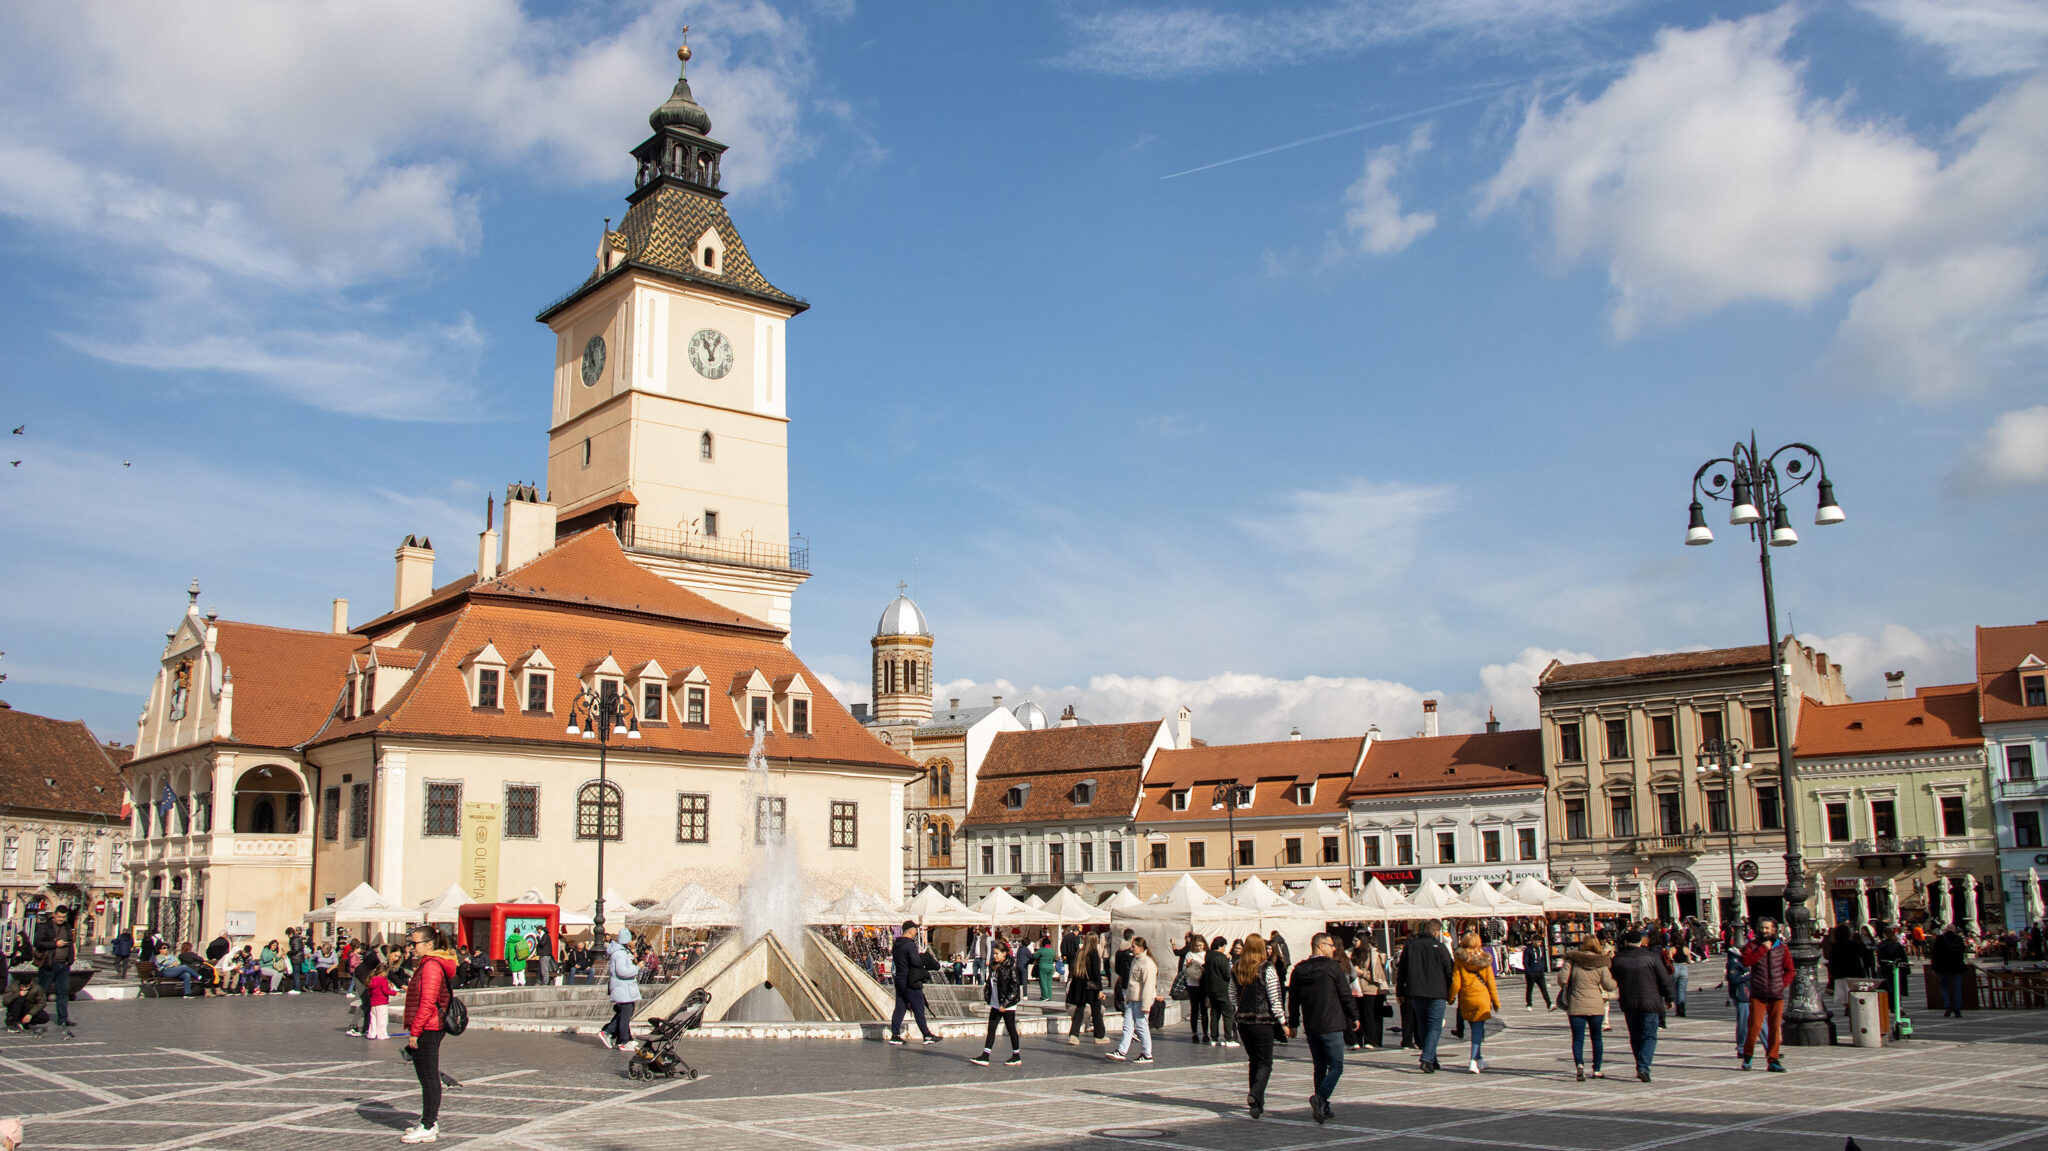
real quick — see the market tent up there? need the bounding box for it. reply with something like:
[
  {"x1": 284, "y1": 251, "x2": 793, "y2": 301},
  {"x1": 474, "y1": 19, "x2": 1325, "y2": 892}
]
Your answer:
[
  {"x1": 1507, "y1": 876, "x2": 1581, "y2": 913},
  {"x1": 1110, "y1": 873, "x2": 1259, "y2": 948},
  {"x1": 1459, "y1": 880, "x2": 1546, "y2": 919},
  {"x1": 971, "y1": 887, "x2": 1059, "y2": 927},
  {"x1": 563, "y1": 888, "x2": 632, "y2": 930},
  {"x1": 1560, "y1": 878, "x2": 1633, "y2": 914},
  {"x1": 810, "y1": 885, "x2": 905, "y2": 927},
  {"x1": 626, "y1": 882, "x2": 737, "y2": 929},
  {"x1": 1295, "y1": 877, "x2": 1363, "y2": 917},
  {"x1": 305, "y1": 882, "x2": 414, "y2": 928},
  {"x1": 1023, "y1": 893, "x2": 1048, "y2": 908},
  {"x1": 1101, "y1": 887, "x2": 1145, "y2": 911},
  {"x1": 1350, "y1": 877, "x2": 1415, "y2": 922},
  {"x1": 905, "y1": 885, "x2": 986, "y2": 928},
  {"x1": 1403, "y1": 878, "x2": 1475, "y2": 920},
  {"x1": 417, "y1": 883, "x2": 470, "y2": 924},
  {"x1": 1042, "y1": 888, "x2": 1107, "y2": 926},
  {"x1": 1219, "y1": 875, "x2": 1326, "y2": 959}
]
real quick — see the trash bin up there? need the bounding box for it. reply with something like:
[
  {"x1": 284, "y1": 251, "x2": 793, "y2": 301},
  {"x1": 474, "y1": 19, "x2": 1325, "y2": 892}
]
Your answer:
[{"x1": 1845, "y1": 990, "x2": 1886, "y2": 1048}]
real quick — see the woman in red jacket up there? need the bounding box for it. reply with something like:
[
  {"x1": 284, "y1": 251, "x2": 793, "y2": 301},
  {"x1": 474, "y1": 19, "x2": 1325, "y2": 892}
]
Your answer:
[{"x1": 401, "y1": 926, "x2": 460, "y2": 1144}]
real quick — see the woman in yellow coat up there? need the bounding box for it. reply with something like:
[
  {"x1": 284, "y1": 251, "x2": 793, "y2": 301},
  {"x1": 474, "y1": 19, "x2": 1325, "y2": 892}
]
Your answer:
[{"x1": 1449, "y1": 933, "x2": 1500, "y2": 1074}]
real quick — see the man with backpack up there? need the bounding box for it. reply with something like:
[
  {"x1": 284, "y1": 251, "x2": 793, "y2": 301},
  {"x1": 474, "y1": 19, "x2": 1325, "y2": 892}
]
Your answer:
[{"x1": 506, "y1": 930, "x2": 531, "y2": 987}]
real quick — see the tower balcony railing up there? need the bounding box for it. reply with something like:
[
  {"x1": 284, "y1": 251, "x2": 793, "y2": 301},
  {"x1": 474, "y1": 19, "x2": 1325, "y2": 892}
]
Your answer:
[{"x1": 622, "y1": 523, "x2": 809, "y2": 574}]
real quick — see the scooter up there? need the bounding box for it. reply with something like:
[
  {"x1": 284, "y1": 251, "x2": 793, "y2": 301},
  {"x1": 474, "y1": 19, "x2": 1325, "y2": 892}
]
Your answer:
[{"x1": 1889, "y1": 962, "x2": 1912, "y2": 1041}]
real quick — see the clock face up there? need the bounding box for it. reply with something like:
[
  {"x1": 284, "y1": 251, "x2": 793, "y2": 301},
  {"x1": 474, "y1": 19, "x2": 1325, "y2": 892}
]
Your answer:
[
  {"x1": 580, "y1": 336, "x2": 606, "y2": 387},
  {"x1": 687, "y1": 328, "x2": 734, "y2": 379}
]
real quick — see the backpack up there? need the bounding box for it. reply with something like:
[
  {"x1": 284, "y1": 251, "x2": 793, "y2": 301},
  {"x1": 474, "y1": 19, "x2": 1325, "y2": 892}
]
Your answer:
[{"x1": 435, "y1": 958, "x2": 468, "y2": 1035}]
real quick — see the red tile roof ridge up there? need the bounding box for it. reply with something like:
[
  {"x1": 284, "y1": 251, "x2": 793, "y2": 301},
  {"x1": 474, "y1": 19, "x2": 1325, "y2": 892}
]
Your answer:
[
  {"x1": 1541, "y1": 645, "x2": 1773, "y2": 684},
  {"x1": 1796, "y1": 688, "x2": 1983, "y2": 757},
  {"x1": 0, "y1": 706, "x2": 125, "y2": 818}
]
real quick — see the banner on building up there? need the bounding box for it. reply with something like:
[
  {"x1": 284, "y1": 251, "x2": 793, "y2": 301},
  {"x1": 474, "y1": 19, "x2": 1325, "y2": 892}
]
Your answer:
[{"x1": 464, "y1": 801, "x2": 500, "y2": 903}]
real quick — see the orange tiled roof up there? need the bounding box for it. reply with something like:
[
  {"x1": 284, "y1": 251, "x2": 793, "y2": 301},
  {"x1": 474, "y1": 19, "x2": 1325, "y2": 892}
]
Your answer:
[
  {"x1": 0, "y1": 705, "x2": 126, "y2": 818},
  {"x1": 1795, "y1": 685, "x2": 1981, "y2": 757},
  {"x1": 964, "y1": 722, "x2": 1165, "y2": 827},
  {"x1": 1344, "y1": 730, "x2": 1545, "y2": 799},
  {"x1": 1541, "y1": 645, "x2": 1772, "y2": 686},
  {"x1": 1978, "y1": 620, "x2": 2048, "y2": 725},
  {"x1": 1138, "y1": 737, "x2": 1364, "y2": 822},
  {"x1": 212, "y1": 621, "x2": 364, "y2": 749}
]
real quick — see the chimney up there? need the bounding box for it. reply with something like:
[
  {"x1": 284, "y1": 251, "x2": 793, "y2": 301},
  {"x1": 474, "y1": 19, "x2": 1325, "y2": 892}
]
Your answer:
[
  {"x1": 1485, "y1": 707, "x2": 1500, "y2": 734},
  {"x1": 393, "y1": 535, "x2": 435, "y2": 612},
  {"x1": 851, "y1": 702, "x2": 870, "y2": 723},
  {"x1": 477, "y1": 527, "x2": 500, "y2": 577},
  {"x1": 499, "y1": 483, "x2": 558, "y2": 573},
  {"x1": 1176, "y1": 705, "x2": 1192, "y2": 750},
  {"x1": 1886, "y1": 670, "x2": 1907, "y2": 700},
  {"x1": 949, "y1": 698, "x2": 961, "y2": 711},
  {"x1": 1289, "y1": 726, "x2": 1302, "y2": 742},
  {"x1": 1422, "y1": 698, "x2": 1440, "y2": 738},
  {"x1": 1059, "y1": 704, "x2": 1080, "y2": 728},
  {"x1": 992, "y1": 695, "x2": 1004, "y2": 708},
  {"x1": 330, "y1": 598, "x2": 349, "y2": 634}
]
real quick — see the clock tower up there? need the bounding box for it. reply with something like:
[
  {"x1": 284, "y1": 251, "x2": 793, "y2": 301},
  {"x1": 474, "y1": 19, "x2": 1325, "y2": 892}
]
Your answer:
[{"x1": 537, "y1": 43, "x2": 810, "y2": 633}]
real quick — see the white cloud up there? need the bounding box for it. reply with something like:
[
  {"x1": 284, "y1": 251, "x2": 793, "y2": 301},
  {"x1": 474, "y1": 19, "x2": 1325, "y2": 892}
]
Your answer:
[
  {"x1": 1478, "y1": 645, "x2": 1599, "y2": 728},
  {"x1": 1859, "y1": 0, "x2": 2048, "y2": 77},
  {"x1": 1239, "y1": 477, "x2": 1455, "y2": 583},
  {"x1": 1480, "y1": 12, "x2": 2048, "y2": 399},
  {"x1": 1057, "y1": 0, "x2": 1642, "y2": 78},
  {"x1": 1339, "y1": 125, "x2": 1438, "y2": 256},
  {"x1": 1951, "y1": 405, "x2": 2048, "y2": 492},
  {"x1": 1797, "y1": 624, "x2": 1974, "y2": 700}
]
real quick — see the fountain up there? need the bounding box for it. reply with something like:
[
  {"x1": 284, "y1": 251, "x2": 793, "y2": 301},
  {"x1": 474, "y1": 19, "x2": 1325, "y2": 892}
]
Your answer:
[{"x1": 735, "y1": 724, "x2": 806, "y2": 966}]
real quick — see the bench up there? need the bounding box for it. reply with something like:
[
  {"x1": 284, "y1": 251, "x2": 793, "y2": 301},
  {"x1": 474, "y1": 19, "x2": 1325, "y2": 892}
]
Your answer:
[{"x1": 136, "y1": 959, "x2": 208, "y2": 998}]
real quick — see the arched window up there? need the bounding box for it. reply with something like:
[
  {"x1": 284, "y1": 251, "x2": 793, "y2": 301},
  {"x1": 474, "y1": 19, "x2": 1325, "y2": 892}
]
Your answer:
[
  {"x1": 576, "y1": 781, "x2": 623, "y2": 841},
  {"x1": 700, "y1": 431, "x2": 714, "y2": 461},
  {"x1": 929, "y1": 817, "x2": 953, "y2": 862},
  {"x1": 926, "y1": 759, "x2": 954, "y2": 803},
  {"x1": 252, "y1": 799, "x2": 276, "y2": 834},
  {"x1": 702, "y1": 246, "x2": 717, "y2": 269}
]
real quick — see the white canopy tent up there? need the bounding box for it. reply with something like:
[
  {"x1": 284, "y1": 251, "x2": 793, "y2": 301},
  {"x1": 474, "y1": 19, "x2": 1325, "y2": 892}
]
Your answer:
[
  {"x1": 1042, "y1": 888, "x2": 1108, "y2": 926},
  {"x1": 1403, "y1": 878, "x2": 1476, "y2": 921},
  {"x1": 1102, "y1": 887, "x2": 1145, "y2": 912},
  {"x1": 1459, "y1": 880, "x2": 1546, "y2": 919},
  {"x1": 563, "y1": 888, "x2": 632, "y2": 931},
  {"x1": 971, "y1": 887, "x2": 1061, "y2": 928},
  {"x1": 626, "y1": 882, "x2": 737, "y2": 930},
  {"x1": 1219, "y1": 875, "x2": 1328, "y2": 960},
  {"x1": 1350, "y1": 877, "x2": 1415, "y2": 923},
  {"x1": 904, "y1": 885, "x2": 986, "y2": 928},
  {"x1": 811, "y1": 885, "x2": 904, "y2": 927},
  {"x1": 417, "y1": 883, "x2": 470, "y2": 925},
  {"x1": 304, "y1": 882, "x2": 415, "y2": 931},
  {"x1": 1110, "y1": 874, "x2": 1259, "y2": 949},
  {"x1": 1022, "y1": 893, "x2": 1048, "y2": 909},
  {"x1": 1295, "y1": 877, "x2": 1364, "y2": 917},
  {"x1": 1561, "y1": 878, "x2": 1633, "y2": 915}
]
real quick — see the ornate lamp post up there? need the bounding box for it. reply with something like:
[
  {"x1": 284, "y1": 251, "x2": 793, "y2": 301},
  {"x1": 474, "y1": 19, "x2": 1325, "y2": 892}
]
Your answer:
[
  {"x1": 1686, "y1": 434, "x2": 1845, "y2": 1046},
  {"x1": 1211, "y1": 782, "x2": 1247, "y2": 889},
  {"x1": 565, "y1": 687, "x2": 639, "y2": 945},
  {"x1": 906, "y1": 811, "x2": 931, "y2": 894}
]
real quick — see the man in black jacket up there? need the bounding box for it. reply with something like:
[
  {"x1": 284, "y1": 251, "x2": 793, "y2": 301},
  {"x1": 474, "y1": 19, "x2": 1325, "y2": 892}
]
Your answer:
[
  {"x1": 1612, "y1": 929, "x2": 1677, "y2": 1082},
  {"x1": 1288, "y1": 933, "x2": 1359, "y2": 1124},
  {"x1": 887, "y1": 921, "x2": 941, "y2": 1046},
  {"x1": 1395, "y1": 920, "x2": 1454, "y2": 1072},
  {"x1": 31, "y1": 908, "x2": 76, "y2": 1028}
]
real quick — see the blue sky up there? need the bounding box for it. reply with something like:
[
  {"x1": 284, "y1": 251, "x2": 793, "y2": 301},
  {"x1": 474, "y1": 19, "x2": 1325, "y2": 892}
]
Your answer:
[{"x1": 3, "y1": 0, "x2": 2045, "y2": 748}]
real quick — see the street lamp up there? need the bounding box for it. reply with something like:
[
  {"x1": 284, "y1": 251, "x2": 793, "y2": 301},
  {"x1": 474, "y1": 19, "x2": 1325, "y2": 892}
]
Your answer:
[
  {"x1": 565, "y1": 686, "x2": 639, "y2": 946},
  {"x1": 1211, "y1": 782, "x2": 1247, "y2": 889},
  {"x1": 1686, "y1": 434, "x2": 1845, "y2": 1046},
  {"x1": 905, "y1": 811, "x2": 931, "y2": 894},
  {"x1": 1695, "y1": 736, "x2": 1749, "y2": 931}
]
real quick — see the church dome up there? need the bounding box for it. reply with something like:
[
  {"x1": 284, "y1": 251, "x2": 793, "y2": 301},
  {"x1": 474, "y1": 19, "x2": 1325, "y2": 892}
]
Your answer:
[
  {"x1": 649, "y1": 47, "x2": 713, "y2": 135},
  {"x1": 876, "y1": 594, "x2": 930, "y2": 638},
  {"x1": 1014, "y1": 700, "x2": 1048, "y2": 730}
]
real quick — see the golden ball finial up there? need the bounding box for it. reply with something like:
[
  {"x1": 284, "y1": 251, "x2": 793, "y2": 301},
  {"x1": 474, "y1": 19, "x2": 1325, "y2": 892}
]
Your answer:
[{"x1": 678, "y1": 44, "x2": 691, "y2": 63}]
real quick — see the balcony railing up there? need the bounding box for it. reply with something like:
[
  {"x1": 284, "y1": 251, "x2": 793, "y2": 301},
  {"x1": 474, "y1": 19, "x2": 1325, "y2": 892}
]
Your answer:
[
  {"x1": 1999, "y1": 777, "x2": 2048, "y2": 799},
  {"x1": 1632, "y1": 833, "x2": 1703, "y2": 855},
  {"x1": 621, "y1": 523, "x2": 809, "y2": 574},
  {"x1": 1849, "y1": 836, "x2": 1927, "y2": 858}
]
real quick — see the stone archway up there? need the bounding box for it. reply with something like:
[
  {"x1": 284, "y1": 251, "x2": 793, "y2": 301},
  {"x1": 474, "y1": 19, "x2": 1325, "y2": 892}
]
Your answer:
[{"x1": 233, "y1": 764, "x2": 304, "y2": 835}]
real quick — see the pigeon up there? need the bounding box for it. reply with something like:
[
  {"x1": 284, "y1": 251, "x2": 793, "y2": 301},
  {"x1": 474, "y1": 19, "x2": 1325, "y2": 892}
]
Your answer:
[
  {"x1": 123, "y1": 460, "x2": 131, "y2": 467},
  {"x1": 8, "y1": 461, "x2": 18, "y2": 467},
  {"x1": 1846, "y1": 1141, "x2": 1862, "y2": 1151},
  {"x1": 9, "y1": 425, "x2": 21, "y2": 434}
]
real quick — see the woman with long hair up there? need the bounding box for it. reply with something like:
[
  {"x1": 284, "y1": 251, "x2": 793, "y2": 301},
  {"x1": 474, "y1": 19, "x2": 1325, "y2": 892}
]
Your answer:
[
  {"x1": 1350, "y1": 937, "x2": 1390, "y2": 1050},
  {"x1": 970, "y1": 938, "x2": 1024, "y2": 1067},
  {"x1": 1180, "y1": 936, "x2": 1210, "y2": 1043},
  {"x1": 1233, "y1": 934, "x2": 1283, "y2": 1119},
  {"x1": 1066, "y1": 932, "x2": 1108, "y2": 1044},
  {"x1": 1558, "y1": 933, "x2": 1618, "y2": 1080},
  {"x1": 1450, "y1": 932, "x2": 1500, "y2": 1073}
]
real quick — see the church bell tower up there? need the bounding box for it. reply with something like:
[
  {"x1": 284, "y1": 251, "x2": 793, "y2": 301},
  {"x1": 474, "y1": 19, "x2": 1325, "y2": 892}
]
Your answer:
[{"x1": 537, "y1": 41, "x2": 810, "y2": 634}]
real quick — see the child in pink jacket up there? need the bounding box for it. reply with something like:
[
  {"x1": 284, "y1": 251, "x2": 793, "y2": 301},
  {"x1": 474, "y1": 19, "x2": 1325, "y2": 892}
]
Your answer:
[{"x1": 365, "y1": 963, "x2": 396, "y2": 1040}]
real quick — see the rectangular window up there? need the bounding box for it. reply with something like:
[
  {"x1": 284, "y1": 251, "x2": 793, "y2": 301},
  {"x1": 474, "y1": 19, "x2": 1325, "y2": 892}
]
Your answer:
[
  {"x1": 1322, "y1": 835, "x2": 1341, "y2": 864},
  {"x1": 1110, "y1": 841, "x2": 1124, "y2": 872},
  {"x1": 2, "y1": 836, "x2": 17, "y2": 870},
  {"x1": 1564, "y1": 798, "x2": 1588, "y2": 840},
  {"x1": 33, "y1": 840, "x2": 49, "y2": 871},
  {"x1": 1558, "y1": 722, "x2": 1583, "y2": 763},
  {"x1": 1395, "y1": 834, "x2": 1414, "y2": 866},
  {"x1": 111, "y1": 840, "x2": 125, "y2": 870},
  {"x1": 58, "y1": 840, "x2": 74, "y2": 873},
  {"x1": 1757, "y1": 786, "x2": 1783, "y2": 830},
  {"x1": 1169, "y1": 790, "x2": 1189, "y2": 811},
  {"x1": 1481, "y1": 829, "x2": 1502, "y2": 862},
  {"x1": 1008, "y1": 844, "x2": 1024, "y2": 873},
  {"x1": 1436, "y1": 831, "x2": 1456, "y2": 863},
  {"x1": 1188, "y1": 841, "x2": 1207, "y2": 868},
  {"x1": 526, "y1": 672, "x2": 549, "y2": 712},
  {"x1": 1004, "y1": 786, "x2": 1025, "y2": 810},
  {"x1": 2016, "y1": 810, "x2": 2043, "y2": 849},
  {"x1": 2026, "y1": 674, "x2": 2047, "y2": 708},
  {"x1": 505, "y1": 784, "x2": 539, "y2": 838},
  {"x1": 1362, "y1": 836, "x2": 1382, "y2": 866},
  {"x1": 1706, "y1": 789, "x2": 1730, "y2": 833},
  {"x1": 1871, "y1": 799, "x2": 1898, "y2": 840},
  {"x1": 829, "y1": 801, "x2": 857, "y2": 848},
  {"x1": 1517, "y1": 827, "x2": 1538, "y2": 861},
  {"x1": 703, "y1": 510, "x2": 719, "y2": 538},
  {"x1": 83, "y1": 842, "x2": 98, "y2": 874},
  {"x1": 1292, "y1": 783, "x2": 1314, "y2": 805},
  {"x1": 423, "y1": 782, "x2": 461, "y2": 837},
  {"x1": 792, "y1": 699, "x2": 810, "y2": 735},
  {"x1": 476, "y1": 668, "x2": 499, "y2": 709},
  {"x1": 1651, "y1": 715, "x2": 1677, "y2": 757},
  {"x1": 1659, "y1": 791, "x2": 1682, "y2": 835},
  {"x1": 1941, "y1": 795, "x2": 1967, "y2": 837},
  {"x1": 686, "y1": 686, "x2": 707, "y2": 724},
  {"x1": 1699, "y1": 709, "x2": 1725, "y2": 747},
  {"x1": 349, "y1": 783, "x2": 371, "y2": 839},
  {"x1": 643, "y1": 683, "x2": 664, "y2": 722},
  {"x1": 981, "y1": 845, "x2": 996, "y2": 874},
  {"x1": 750, "y1": 695, "x2": 769, "y2": 732},
  {"x1": 1604, "y1": 718, "x2": 1630, "y2": 760},
  {"x1": 1750, "y1": 706, "x2": 1777, "y2": 750},
  {"x1": 1236, "y1": 839, "x2": 1255, "y2": 867},
  {"x1": 1284, "y1": 837, "x2": 1303, "y2": 865},
  {"x1": 1610, "y1": 794, "x2": 1634, "y2": 837},
  {"x1": 2010, "y1": 744, "x2": 2037, "y2": 782},
  {"x1": 361, "y1": 670, "x2": 376, "y2": 714},
  {"x1": 1826, "y1": 802, "x2": 1851, "y2": 842},
  {"x1": 1066, "y1": 840, "x2": 1087, "y2": 872},
  {"x1": 754, "y1": 796, "x2": 787, "y2": 845},
  {"x1": 323, "y1": 787, "x2": 341, "y2": 840},
  {"x1": 1149, "y1": 842, "x2": 1167, "y2": 869}
]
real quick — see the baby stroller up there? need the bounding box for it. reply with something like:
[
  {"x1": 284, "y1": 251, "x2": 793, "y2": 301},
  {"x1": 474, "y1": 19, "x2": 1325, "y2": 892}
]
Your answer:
[{"x1": 626, "y1": 988, "x2": 711, "y2": 1081}]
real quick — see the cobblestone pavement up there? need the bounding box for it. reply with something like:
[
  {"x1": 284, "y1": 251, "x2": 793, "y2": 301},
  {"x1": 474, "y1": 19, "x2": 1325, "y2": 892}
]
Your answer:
[{"x1": 5, "y1": 975, "x2": 2048, "y2": 1150}]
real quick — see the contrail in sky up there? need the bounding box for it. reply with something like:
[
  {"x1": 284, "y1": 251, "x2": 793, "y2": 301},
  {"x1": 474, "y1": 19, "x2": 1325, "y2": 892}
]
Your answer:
[{"x1": 1157, "y1": 83, "x2": 1520, "y2": 181}]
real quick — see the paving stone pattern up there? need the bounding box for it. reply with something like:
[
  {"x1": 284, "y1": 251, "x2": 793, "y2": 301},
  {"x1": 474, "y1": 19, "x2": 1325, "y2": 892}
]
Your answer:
[{"x1": 5, "y1": 971, "x2": 2048, "y2": 1150}]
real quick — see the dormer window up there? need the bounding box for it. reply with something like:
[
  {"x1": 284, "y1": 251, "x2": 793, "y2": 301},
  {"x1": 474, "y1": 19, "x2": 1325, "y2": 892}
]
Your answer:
[
  {"x1": 1004, "y1": 786, "x2": 1027, "y2": 810},
  {"x1": 342, "y1": 675, "x2": 357, "y2": 721},
  {"x1": 1169, "y1": 789, "x2": 1189, "y2": 812},
  {"x1": 686, "y1": 686, "x2": 707, "y2": 725},
  {"x1": 702, "y1": 245, "x2": 717, "y2": 269},
  {"x1": 2027, "y1": 673, "x2": 2047, "y2": 708},
  {"x1": 599, "y1": 678, "x2": 623, "y2": 714},
  {"x1": 361, "y1": 669, "x2": 376, "y2": 715},
  {"x1": 463, "y1": 642, "x2": 507, "y2": 710},
  {"x1": 792, "y1": 698, "x2": 809, "y2": 735},
  {"x1": 477, "y1": 668, "x2": 500, "y2": 709},
  {"x1": 1072, "y1": 780, "x2": 1095, "y2": 807},
  {"x1": 750, "y1": 695, "x2": 769, "y2": 733},
  {"x1": 1293, "y1": 782, "x2": 1314, "y2": 806},
  {"x1": 642, "y1": 682, "x2": 664, "y2": 723},
  {"x1": 526, "y1": 672, "x2": 550, "y2": 713}
]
